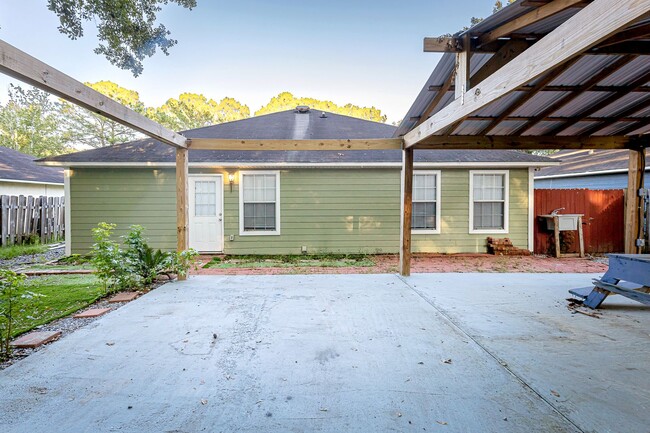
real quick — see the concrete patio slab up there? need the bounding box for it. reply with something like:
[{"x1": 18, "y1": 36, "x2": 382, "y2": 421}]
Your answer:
[
  {"x1": 0, "y1": 273, "x2": 647, "y2": 432},
  {"x1": 406, "y1": 273, "x2": 650, "y2": 433},
  {"x1": 10, "y1": 331, "x2": 61, "y2": 348}
]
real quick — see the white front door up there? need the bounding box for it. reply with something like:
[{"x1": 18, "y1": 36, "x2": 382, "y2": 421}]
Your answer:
[{"x1": 189, "y1": 175, "x2": 223, "y2": 252}]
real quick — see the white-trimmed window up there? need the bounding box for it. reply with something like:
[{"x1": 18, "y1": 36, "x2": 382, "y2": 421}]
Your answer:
[
  {"x1": 239, "y1": 171, "x2": 280, "y2": 235},
  {"x1": 469, "y1": 170, "x2": 509, "y2": 234},
  {"x1": 412, "y1": 170, "x2": 441, "y2": 234}
]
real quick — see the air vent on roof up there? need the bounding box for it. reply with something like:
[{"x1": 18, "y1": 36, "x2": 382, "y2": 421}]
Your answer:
[
  {"x1": 320, "y1": 112, "x2": 327, "y2": 118},
  {"x1": 295, "y1": 105, "x2": 310, "y2": 113}
]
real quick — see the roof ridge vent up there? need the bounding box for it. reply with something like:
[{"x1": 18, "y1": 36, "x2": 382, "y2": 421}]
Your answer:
[{"x1": 295, "y1": 105, "x2": 310, "y2": 113}]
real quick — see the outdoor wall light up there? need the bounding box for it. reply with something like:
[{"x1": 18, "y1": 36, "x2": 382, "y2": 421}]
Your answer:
[{"x1": 228, "y1": 173, "x2": 235, "y2": 192}]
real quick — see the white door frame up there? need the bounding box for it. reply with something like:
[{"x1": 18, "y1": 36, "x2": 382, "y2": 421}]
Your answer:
[{"x1": 188, "y1": 174, "x2": 224, "y2": 252}]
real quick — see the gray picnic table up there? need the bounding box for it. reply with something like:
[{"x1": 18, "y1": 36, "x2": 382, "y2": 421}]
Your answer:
[{"x1": 570, "y1": 254, "x2": 650, "y2": 309}]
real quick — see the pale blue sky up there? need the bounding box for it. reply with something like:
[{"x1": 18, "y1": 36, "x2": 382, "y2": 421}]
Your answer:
[{"x1": 0, "y1": 0, "x2": 495, "y2": 123}]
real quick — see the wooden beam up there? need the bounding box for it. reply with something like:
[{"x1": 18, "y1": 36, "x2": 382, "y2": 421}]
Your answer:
[
  {"x1": 176, "y1": 147, "x2": 189, "y2": 280},
  {"x1": 423, "y1": 36, "x2": 463, "y2": 52},
  {"x1": 405, "y1": 0, "x2": 650, "y2": 148},
  {"x1": 624, "y1": 149, "x2": 645, "y2": 253},
  {"x1": 400, "y1": 148, "x2": 414, "y2": 277},
  {"x1": 478, "y1": 57, "x2": 580, "y2": 135},
  {"x1": 455, "y1": 35, "x2": 471, "y2": 100},
  {"x1": 477, "y1": 0, "x2": 587, "y2": 47},
  {"x1": 513, "y1": 55, "x2": 636, "y2": 135},
  {"x1": 470, "y1": 40, "x2": 529, "y2": 88},
  {"x1": 187, "y1": 138, "x2": 403, "y2": 151},
  {"x1": 416, "y1": 73, "x2": 456, "y2": 128},
  {"x1": 0, "y1": 39, "x2": 187, "y2": 149},
  {"x1": 415, "y1": 135, "x2": 636, "y2": 150}
]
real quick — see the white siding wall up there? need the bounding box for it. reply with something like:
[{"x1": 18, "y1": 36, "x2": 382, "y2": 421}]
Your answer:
[{"x1": 0, "y1": 181, "x2": 64, "y2": 197}]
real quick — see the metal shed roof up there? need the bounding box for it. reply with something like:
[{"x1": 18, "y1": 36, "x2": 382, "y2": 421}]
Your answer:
[{"x1": 396, "y1": 0, "x2": 650, "y2": 144}]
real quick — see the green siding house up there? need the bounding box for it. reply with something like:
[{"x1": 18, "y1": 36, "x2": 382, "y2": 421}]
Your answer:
[{"x1": 41, "y1": 108, "x2": 555, "y2": 255}]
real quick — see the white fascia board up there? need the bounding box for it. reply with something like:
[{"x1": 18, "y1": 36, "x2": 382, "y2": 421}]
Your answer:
[
  {"x1": 0, "y1": 178, "x2": 64, "y2": 186},
  {"x1": 535, "y1": 167, "x2": 650, "y2": 180},
  {"x1": 39, "y1": 161, "x2": 558, "y2": 169}
]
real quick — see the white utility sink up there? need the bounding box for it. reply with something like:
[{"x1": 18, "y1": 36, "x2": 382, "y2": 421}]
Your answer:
[{"x1": 539, "y1": 214, "x2": 583, "y2": 231}]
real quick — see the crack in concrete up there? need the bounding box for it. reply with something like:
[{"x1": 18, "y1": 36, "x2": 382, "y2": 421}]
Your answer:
[{"x1": 396, "y1": 274, "x2": 586, "y2": 433}]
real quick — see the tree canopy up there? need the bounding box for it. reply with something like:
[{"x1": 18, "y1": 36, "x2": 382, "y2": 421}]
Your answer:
[
  {"x1": 47, "y1": 0, "x2": 196, "y2": 76},
  {"x1": 60, "y1": 81, "x2": 146, "y2": 148},
  {"x1": 148, "y1": 93, "x2": 251, "y2": 131},
  {"x1": 255, "y1": 92, "x2": 387, "y2": 123},
  {"x1": 0, "y1": 82, "x2": 390, "y2": 157},
  {"x1": 0, "y1": 85, "x2": 69, "y2": 157}
]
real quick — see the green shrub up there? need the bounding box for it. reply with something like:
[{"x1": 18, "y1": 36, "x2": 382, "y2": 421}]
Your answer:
[
  {"x1": 0, "y1": 269, "x2": 27, "y2": 360},
  {"x1": 91, "y1": 222, "x2": 135, "y2": 293},
  {"x1": 91, "y1": 223, "x2": 197, "y2": 291}
]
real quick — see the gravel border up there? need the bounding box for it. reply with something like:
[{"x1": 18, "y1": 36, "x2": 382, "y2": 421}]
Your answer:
[{"x1": 0, "y1": 245, "x2": 65, "y2": 270}]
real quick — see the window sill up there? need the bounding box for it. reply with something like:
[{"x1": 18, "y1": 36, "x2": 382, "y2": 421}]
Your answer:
[
  {"x1": 469, "y1": 228, "x2": 508, "y2": 235},
  {"x1": 239, "y1": 230, "x2": 281, "y2": 236},
  {"x1": 412, "y1": 229, "x2": 440, "y2": 235}
]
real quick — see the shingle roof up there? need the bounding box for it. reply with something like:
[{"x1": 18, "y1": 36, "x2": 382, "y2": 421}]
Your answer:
[
  {"x1": 0, "y1": 146, "x2": 64, "y2": 184},
  {"x1": 40, "y1": 109, "x2": 554, "y2": 166},
  {"x1": 535, "y1": 149, "x2": 649, "y2": 178}
]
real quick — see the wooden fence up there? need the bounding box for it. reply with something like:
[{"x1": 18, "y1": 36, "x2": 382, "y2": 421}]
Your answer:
[
  {"x1": 0, "y1": 195, "x2": 65, "y2": 246},
  {"x1": 534, "y1": 189, "x2": 624, "y2": 255}
]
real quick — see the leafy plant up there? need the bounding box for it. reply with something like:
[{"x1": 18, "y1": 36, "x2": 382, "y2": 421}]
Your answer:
[
  {"x1": 0, "y1": 270, "x2": 27, "y2": 360},
  {"x1": 91, "y1": 222, "x2": 134, "y2": 293},
  {"x1": 91, "y1": 223, "x2": 197, "y2": 291}
]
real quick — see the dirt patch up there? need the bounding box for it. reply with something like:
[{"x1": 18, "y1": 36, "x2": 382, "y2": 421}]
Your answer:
[{"x1": 193, "y1": 254, "x2": 608, "y2": 276}]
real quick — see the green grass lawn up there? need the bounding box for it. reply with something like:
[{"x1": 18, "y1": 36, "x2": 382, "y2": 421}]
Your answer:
[
  {"x1": 0, "y1": 244, "x2": 48, "y2": 260},
  {"x1": 10, "y1": 274, "x2": 104, "y2": 338},
  {"x1": 203, "y1": 254, "x2": 375, "y2": 269}
]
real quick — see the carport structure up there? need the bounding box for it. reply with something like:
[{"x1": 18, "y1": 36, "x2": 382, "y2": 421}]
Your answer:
[{"x1": 1, "y1": 0, "x2": 649, "y2": 276}]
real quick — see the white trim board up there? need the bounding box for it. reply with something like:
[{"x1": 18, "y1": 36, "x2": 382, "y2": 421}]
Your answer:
[
  {"x1": 39, "y1": 161, "x2": 558, "y2": 169},
  {"x1": 411, "y1": 170, "x2": 442, "y2": 235},
  {"x1": 535, "y1": 167, "x2": 650, "y2": 180},
  {"x1": 238, "y1": 170, "x2": 281, "y2": 236},
  {"x1": 528, "y1": 167, "x2": 534, "y2": 252},
  {"x1": 0, "y1": 178, "x2": 63, "y2": 186},
  {"x1": 468, "y1": 170, "x2": 510, "y2": 235},
  {"x1": 64, "y1": 169, "x2": 71, "y2": 256}
]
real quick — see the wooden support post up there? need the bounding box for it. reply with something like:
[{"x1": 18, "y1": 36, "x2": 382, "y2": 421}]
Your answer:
[
  {"x1": 625, "y1": 149, "x2": 646, "y2": 253},
  {"x1": 553, "y1": 216, "x2": 561, "y2": 258},
  {"x1": 176, "y1": 147, "x2": 189, "y2": 280},
  {"x1": 400, "y1": 148, "x2": 414, "y2": 276},
  {"x1": 577, "y1": 215, "x2": 585, "y2": 258},
  {"x1": 455, "y1": 34, "x2": 470, "y2": 100}
]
